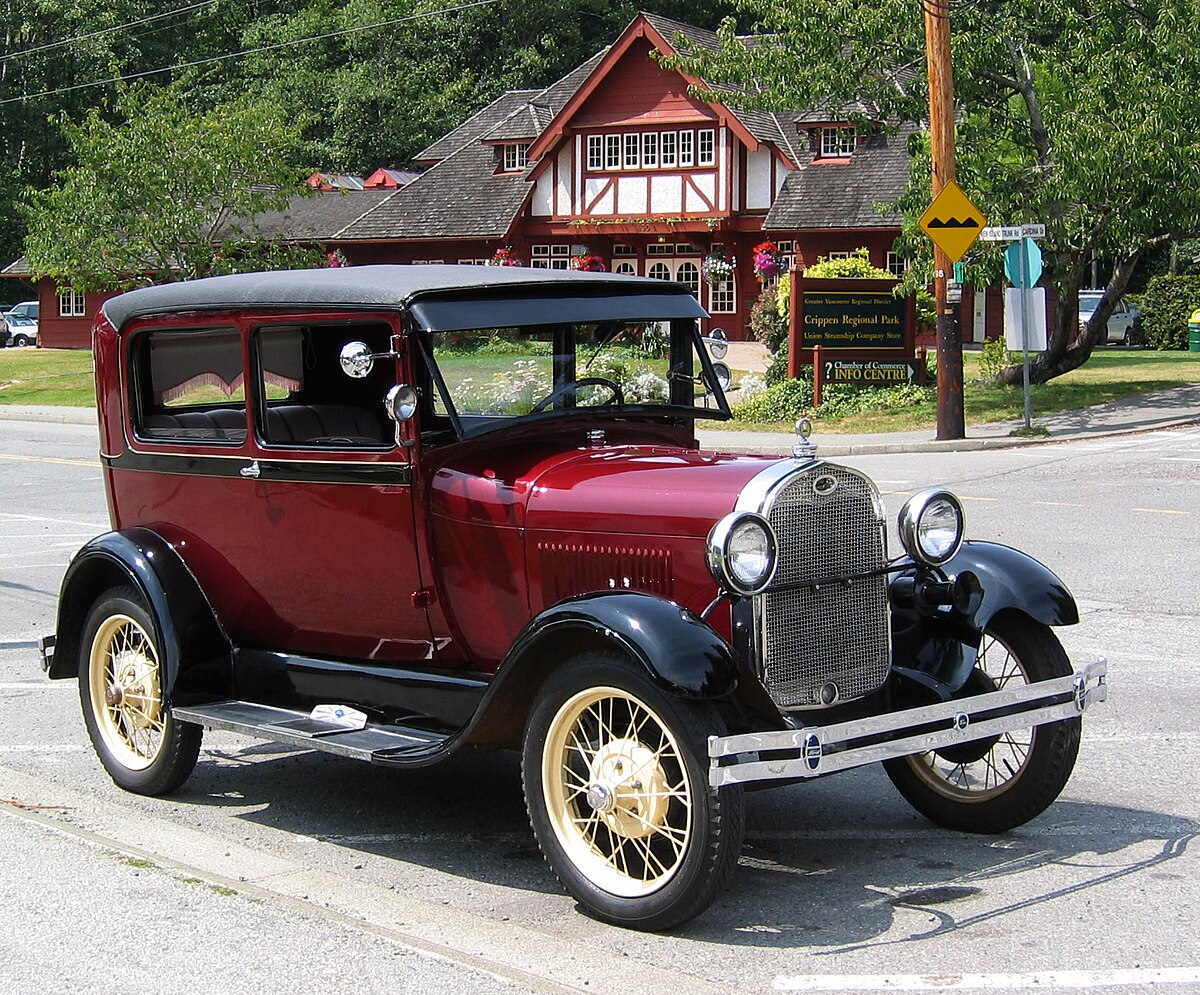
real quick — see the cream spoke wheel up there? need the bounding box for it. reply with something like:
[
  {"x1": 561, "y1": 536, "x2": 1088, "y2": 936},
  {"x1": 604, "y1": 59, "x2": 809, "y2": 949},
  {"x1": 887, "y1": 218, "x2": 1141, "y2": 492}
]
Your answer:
[
  {"x1": 89, "y1": 613, "x2": 165, "y2": 771},
  {"x1": 883, "y1": 617, "x2": 1082, "y2": 834},
  {"x1": 542, "y1": 685, "x2": 693, "y2": 898}
]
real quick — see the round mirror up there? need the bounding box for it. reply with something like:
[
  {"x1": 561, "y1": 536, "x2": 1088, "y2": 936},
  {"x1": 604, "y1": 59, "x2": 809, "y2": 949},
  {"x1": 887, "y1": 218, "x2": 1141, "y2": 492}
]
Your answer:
[
  {"x1": 706, "y1": 326, "x2": 728, "y2": 359},
  {"x1": 386, "y1": 384, "x2": 419, "y2": 422},
  {"x1": 711, "y1": 361, "x2": 732, "y2": 392},
  {"x1": 340, "y1": 341, "x2": 374, "y2": 379}
]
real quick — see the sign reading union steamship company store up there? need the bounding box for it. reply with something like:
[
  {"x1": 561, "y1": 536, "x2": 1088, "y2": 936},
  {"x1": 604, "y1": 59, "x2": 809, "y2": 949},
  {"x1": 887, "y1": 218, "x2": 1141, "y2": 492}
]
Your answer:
[{"x1": 787, "y1": 277, "x2": 919, "y2": 383}]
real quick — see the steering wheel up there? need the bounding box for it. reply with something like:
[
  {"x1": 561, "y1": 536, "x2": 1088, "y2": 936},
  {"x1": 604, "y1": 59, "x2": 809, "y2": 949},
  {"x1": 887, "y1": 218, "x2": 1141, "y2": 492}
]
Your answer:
[{"x1": 530, "y1": 377, "x2": 625, "y2": 414}]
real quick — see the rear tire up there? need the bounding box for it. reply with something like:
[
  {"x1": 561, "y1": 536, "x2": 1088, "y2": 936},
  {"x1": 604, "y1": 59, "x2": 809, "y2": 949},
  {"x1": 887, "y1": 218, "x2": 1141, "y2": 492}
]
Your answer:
[
  {"x1": 522, "y1": 651, "x2": 743, "y2": 930},
  {"x1": 12, "y1": 333, "x2": 30, "y2": 347},
  {"x1": 79, "y1": 587, "x2": 201, "y2": 795},
  {"x1": 884, "y1": 615, "x2": 1081, "y2": 833}
]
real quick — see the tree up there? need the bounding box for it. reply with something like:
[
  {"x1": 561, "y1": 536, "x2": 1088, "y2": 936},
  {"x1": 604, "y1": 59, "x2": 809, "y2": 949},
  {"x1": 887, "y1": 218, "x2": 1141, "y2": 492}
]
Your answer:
[
  {"x1": 22, "y1": 84, "x2": 322, "y2": 291},
  {"x1": 667, "y1": 0, "x2": 1200, "y2": 381}
]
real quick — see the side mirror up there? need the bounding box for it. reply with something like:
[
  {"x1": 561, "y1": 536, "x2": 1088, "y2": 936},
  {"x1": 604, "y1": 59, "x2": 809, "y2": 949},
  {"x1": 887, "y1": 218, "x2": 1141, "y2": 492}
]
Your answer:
[
  {"x1": 710, "y1": 361, "x2": 732, "y2": 392},
  {"x1": 704, "y1": 327, "x2": 728, "y2": 360},
  {"x1": 340, "y1": 341, "x2": 376, "y2": 379}
]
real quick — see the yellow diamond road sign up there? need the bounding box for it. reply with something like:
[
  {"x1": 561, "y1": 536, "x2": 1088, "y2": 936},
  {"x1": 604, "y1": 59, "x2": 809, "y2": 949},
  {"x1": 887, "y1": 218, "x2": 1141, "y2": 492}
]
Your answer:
[{"x1": 918, "y1": 181, "x2": 987, "y2": 262}]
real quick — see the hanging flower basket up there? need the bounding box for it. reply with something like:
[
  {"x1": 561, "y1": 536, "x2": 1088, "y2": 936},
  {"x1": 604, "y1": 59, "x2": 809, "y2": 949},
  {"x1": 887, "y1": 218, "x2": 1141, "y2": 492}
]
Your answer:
[
  {"x1": 752, "y1": 241, "x2": 782, "y2": 281},
  {"x1": 701, "y1": 253, "x2": 735, "y2": 285},
  {"x1": 487, "y1": 246, "x2": 520, "y2": 266},
  {"x1": 569, "y1": 252, "x2": 607, "y2": 272},
  {"x1": 326, "y1": 249, "x2": 349, "y2": 268}
]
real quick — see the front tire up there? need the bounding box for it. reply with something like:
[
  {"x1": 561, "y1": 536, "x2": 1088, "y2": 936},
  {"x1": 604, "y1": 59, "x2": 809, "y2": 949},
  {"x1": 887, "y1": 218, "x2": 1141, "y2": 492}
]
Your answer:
[
  {"x1": 884, "y1": 615, "x2": 1081, "y2": 833},
  {"x1": 79, "y1": 587, "x2": 201, "y2": 795},
  {"x1": 522, "y1": 652, "x2": 743, "y2": 930}
]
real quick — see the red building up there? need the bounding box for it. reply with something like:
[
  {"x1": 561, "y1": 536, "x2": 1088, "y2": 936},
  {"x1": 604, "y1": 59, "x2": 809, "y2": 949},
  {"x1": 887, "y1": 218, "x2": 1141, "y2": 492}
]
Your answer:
[{"x1": 10, "y1": 13, "x2": 914, "y2": 347}]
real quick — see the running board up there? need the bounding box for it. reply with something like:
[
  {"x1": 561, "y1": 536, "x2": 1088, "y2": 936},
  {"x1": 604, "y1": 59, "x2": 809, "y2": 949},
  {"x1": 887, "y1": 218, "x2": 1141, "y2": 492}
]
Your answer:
[{"x1": 173, "y1": 701, "x2": 449, "y2": 763}]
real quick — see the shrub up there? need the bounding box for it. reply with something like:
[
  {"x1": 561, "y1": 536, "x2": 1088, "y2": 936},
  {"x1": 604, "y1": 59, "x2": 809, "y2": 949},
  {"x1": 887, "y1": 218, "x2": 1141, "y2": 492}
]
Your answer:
[
  {"x1": 766, "y1": 337, "x2": 790, "y2": 385},
  {"x1": 1139, "y1": 275, "x2": 1200, "y2": 349},
  {"x1": 815, "y1": 383, "x2": 934, "y2": 419},
  {"x1": 732, "y1": 375, "x2": 813, "y2": 422},
  {"x1": 978, "y1": 337, "x2": 1012, "y2": 380}
]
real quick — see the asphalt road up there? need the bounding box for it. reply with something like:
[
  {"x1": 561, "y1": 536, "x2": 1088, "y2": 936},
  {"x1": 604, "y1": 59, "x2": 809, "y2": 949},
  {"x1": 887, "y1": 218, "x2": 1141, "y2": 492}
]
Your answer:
[{"x1": 1, "y1": 418, "x2": 1198, "y2": 994}]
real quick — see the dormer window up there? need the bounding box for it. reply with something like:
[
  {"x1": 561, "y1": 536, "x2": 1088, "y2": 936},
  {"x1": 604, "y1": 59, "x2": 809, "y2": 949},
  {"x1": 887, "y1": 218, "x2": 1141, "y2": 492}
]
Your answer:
[
  {"x1": 501, "y1": 143, "x2": 530, "y2": 172},
  {"x1": 819, "y1": 127, "x2": 857, "y2": 158}
]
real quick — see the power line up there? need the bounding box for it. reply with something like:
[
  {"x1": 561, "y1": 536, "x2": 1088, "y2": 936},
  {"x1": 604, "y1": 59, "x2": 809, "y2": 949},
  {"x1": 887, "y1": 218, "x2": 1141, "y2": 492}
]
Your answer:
[
  {"x1": 0, "y1": 2, "x2": 220, "y2": 64},
  {"x1": 0, "y1": 0, "x2": 498, "y2": 106}
]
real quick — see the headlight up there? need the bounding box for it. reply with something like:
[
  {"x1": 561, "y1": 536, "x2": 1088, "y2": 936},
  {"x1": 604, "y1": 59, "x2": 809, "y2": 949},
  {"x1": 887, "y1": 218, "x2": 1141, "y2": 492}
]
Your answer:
[
  {"x1": 707, "y1": 512, "x2": 778, "y2": 596},
  {"x1": 898, "y1": 489, "x2": 965, "y2": 565}
]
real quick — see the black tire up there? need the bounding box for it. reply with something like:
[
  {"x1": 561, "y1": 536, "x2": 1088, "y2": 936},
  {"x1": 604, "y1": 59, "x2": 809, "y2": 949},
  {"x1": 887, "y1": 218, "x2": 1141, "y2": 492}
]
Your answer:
[
  {"x1": 884, "y1": 615, "x2": 1081, "y2": 833},
  {"x1": 12, "y1": 333, "x2": 30, "y2": 347},
  {"x1": 78, "y1": 587, "x2": 201, "y2": 795},
  {"x1": 522, "y1": 651, "x2": 743, "y2": 931}
]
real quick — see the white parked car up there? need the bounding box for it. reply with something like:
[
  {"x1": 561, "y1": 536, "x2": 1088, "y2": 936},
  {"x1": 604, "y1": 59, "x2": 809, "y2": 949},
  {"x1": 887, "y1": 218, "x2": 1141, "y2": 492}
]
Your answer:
[
  {"x1": 1079, "y1": 291, "x2": 1141, "y2": 346},
  {"x1": 2, "y1": 301, "x2": 39, "y2": 347}
]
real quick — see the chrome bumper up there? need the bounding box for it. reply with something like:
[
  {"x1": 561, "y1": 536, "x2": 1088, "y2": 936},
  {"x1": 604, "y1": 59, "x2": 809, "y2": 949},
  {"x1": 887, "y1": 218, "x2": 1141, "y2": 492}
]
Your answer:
[{"x1": 709, "y1": 658, "x2": 1107, "y2": 788}]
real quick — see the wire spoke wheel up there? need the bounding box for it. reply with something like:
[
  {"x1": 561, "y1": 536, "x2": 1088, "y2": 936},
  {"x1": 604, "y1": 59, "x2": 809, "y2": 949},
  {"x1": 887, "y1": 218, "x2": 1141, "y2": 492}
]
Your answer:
[
  {"x1": 79, "y1": 587, "x2": 201, "y2": 795},
  {"x1": 884, "y1": 615, "x2": 1082, "y2": 833},
  {"x1": 522, "y1": 651, "x2": 743, "y2": 930},
  {"x1": 88, "y1": 613, "x2": 165, "y2": 770},
  {"x1": 544, "y1": 686, "x2": 692, "y2": 897}
]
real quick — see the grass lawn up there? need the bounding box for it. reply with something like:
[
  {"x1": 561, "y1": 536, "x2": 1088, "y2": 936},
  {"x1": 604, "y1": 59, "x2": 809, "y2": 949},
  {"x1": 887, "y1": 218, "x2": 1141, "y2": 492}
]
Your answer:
[
  {"x1": 4, "y1": 345, "x2": 1198, "y2": 435},
  {"x1": 0, "y1": 348, "x2": 96, "y2": 405},
  {"x1": 730, "y1": 348, "x2": 1200, "y2": 434}
]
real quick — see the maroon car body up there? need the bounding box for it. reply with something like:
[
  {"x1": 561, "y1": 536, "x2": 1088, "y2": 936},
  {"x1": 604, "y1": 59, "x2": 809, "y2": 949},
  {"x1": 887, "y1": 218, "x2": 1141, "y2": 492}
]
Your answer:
[{"x1": 43, "y1": 265, "x2": 1106, "y2": 930}]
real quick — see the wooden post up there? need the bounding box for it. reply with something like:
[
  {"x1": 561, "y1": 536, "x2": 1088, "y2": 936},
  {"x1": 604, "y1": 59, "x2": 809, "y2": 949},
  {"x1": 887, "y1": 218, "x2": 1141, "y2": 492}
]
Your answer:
[
  {"x1": 924, "y1": 0, "x2": 965, "y2": 439},
  {"x1": 813, "y1": 344, "x2": 823, "y2": 407}
]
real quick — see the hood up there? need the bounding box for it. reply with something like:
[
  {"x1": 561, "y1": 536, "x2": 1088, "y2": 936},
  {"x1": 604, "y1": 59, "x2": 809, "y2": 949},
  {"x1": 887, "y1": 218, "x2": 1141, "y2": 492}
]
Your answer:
[{"x1": 524, "y1": 446, "x2": 780, "y2": 539}]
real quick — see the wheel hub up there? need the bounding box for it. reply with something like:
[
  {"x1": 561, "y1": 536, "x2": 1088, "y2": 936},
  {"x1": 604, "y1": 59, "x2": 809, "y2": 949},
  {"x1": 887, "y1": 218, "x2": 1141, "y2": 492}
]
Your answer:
[
  {"x1": 588, "y1": 738, "x2": 671, "y2": 839},
  {"x1": 112, "y1": 650, "x2": 161, "y2": 730}
]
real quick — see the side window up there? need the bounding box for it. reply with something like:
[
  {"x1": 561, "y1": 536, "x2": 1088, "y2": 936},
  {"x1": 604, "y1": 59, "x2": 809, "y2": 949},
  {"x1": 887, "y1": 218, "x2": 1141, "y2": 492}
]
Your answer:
[
  {"x1": 254, "y1": 323, "x2": 394, "y2": 449},
  {"x1": 132, "y1": 328, "x2": 247, "y2": 444}
]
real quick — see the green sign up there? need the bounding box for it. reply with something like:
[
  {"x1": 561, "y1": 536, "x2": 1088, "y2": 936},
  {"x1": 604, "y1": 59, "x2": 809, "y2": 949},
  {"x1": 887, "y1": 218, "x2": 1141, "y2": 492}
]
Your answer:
[
  {"x1": 822, "y1": 359, "x2": 921, "y2": 386},
  {"x1": 802, "y1": 290, "x2": 906, "y2": 350}
]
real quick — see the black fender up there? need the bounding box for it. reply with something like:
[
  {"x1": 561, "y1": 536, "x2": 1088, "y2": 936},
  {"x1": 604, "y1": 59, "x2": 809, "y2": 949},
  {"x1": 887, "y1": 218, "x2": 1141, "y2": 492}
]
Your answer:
[
  {"x1": 890, "y1": 540, "x2": 1078, "y2": 698},
  {"x1": 461, "y1": 591, "x2": 784, "y2": 747},
  {"x1": 50, "y1": 528, "x2": 232, "y2": 704}
]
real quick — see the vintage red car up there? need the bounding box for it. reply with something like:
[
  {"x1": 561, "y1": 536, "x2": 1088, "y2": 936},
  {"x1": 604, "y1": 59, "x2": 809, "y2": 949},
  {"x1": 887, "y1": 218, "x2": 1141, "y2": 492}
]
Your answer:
[{"x1": 41, "y1": 265, "x2": 1106, "y2": 930}]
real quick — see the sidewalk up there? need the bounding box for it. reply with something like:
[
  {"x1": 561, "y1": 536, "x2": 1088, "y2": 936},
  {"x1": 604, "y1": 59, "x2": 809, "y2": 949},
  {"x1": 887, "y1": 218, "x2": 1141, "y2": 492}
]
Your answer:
[{"x1": 2, "y1": 384, "x2": 1198, "y2": 456}]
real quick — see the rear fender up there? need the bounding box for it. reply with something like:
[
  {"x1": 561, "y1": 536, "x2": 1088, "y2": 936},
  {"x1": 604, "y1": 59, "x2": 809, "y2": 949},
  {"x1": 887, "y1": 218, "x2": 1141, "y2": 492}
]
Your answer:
[
  {"x1": 891, "y1": 540, "x2": 1078, "y2": 697},
  {"x1": 462, "y1": 591, "x2": 783, "y2": 747},
  {"x1": 50, "y1": 529, "x2": 232, "y2": 703}
]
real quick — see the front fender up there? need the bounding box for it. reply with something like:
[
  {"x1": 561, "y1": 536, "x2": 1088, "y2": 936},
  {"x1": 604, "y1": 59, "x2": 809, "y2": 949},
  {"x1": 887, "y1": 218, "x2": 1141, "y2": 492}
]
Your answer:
[
  {"x1": 462, "y1": 591, "x2": 783, "y2": 747},
  {"x1": 51, "y1": 528, "x2": 232, "y2": 703},
  {"x1": 891, "y1": 540, "x2": 1078, "y2": 696}
]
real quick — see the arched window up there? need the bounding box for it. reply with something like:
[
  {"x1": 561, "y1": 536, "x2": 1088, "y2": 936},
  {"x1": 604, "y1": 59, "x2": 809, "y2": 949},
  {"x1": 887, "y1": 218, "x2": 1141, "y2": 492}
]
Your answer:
[
  {"x1": 648, "y1": 262, "x2": 671, "y2": 281},
  {"x1": 614, "y1": 261, "x2": 636, "y2": 276},
  {"x1": 676, "y1": 261, "x2": 700, "y2": 298}
]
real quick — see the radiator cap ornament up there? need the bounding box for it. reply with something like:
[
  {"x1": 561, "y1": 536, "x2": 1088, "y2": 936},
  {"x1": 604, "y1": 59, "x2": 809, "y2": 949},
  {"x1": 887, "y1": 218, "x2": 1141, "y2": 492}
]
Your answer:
[{"x1": 793, "y1": 418, "x2": 817, "y2": 460}]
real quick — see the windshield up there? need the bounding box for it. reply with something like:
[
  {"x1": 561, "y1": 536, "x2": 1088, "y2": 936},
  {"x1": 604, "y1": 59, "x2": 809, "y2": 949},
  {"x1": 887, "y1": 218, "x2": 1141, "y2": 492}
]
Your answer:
[{"x1": 425, "y1": 320, "x2": 728, "y2": 436}]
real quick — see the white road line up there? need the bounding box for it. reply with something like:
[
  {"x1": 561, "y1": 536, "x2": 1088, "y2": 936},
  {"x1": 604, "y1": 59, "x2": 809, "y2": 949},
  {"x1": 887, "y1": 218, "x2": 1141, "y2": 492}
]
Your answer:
[
  {"x1": 0, "y1": 683, "x2": 72, "y2": 690},
  {"x1": 773, "y1": 967, "x2": 1200, "y2": 991},
  {"x1": 0, "y1": 512, "x2": 106, "y2": 529},
  {"x1": 0, "y1": 745, "x2": 87, "y2": 753}
]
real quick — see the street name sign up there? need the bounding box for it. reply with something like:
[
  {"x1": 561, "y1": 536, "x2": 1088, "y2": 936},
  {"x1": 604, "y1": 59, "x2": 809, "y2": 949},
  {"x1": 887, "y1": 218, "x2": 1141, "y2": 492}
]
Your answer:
[
  {"x1": 980, "y1": 224, "x2": 1046, "y2": 241},
  {"x1": 918, "y1": 181, "x2": 987, "y2": 262}
]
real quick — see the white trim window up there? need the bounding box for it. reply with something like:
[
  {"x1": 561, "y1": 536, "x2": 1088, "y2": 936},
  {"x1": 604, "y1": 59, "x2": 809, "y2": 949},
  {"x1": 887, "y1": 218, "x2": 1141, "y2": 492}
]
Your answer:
[
  {"x1": 58, "y1": 288, "x2": 86, "y2": 317},
  {"x1": 677, "y1": 261, "x2": 700, "y2": 298},
  {"x1": 697, "y1": 129, "x2": 715, "y2": 166},
  {"x1": 624, "y1": 133, "x2": 640, "y2": 168},
  {"x1": 660, "y1": 131, "x2": 676, "y2": 168},
  {"x1": 826, "y1": 251, "x2": 851, "y2": 261},
  {"x1": 642, "y1": 132, "x2": 658, "y2": 168},
  {"x1": 820, "y1": 127, "x2": 856, "y2": 158},
  {"x1": 531, "y1": 244, "x2": 571, "y2": 270},
  {"x1": 587, "y1": 135, "x2": 604, "y2": 170},
  {"x1": 887, "y1": 251, "x2": 908, "y2": 277},
  {"x1": 647, "y1": 262, "x2": 672, "y2": 280},
  {"x1": 614, "y1": 261, "x2": 636, "y2": 276},
  {"x1": 605, "y1": 134, "x2": 622, "y2": 169},
  {"x1": 502, "y1": 143, "x2": 529, "y2": 172},
  {"x1": 709, "y1": 278, "x2": 736, "y2": 313},
  {"x1": 678, "y1": 130, "x2": 694, "y2": 167},
  {"x1": 413, "y1": 259, "x2": 446, "y2": 264}
]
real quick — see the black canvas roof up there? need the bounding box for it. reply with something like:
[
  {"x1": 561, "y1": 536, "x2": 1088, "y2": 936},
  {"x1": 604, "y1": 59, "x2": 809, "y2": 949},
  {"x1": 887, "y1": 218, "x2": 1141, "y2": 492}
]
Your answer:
[{"x1": 101, "y1": 264, "x2": 707, "y2": 331}]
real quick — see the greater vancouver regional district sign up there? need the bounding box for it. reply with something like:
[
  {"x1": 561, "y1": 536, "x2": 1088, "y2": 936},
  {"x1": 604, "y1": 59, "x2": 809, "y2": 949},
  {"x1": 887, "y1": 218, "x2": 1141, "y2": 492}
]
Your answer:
[{"x1": 918, "y1": 181, "x2": 987, "y2": 262}]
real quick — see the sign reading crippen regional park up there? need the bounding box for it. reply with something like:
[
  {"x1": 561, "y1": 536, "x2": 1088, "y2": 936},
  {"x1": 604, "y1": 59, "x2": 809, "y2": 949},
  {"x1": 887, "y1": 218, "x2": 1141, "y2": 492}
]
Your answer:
[{"x1": 787, "y1": 277, "x2": 920, "y2": 391}]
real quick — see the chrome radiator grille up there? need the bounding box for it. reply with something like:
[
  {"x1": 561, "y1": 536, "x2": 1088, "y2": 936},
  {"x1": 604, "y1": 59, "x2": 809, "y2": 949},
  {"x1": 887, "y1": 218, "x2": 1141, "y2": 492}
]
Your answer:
[{"x1": 756, "y1": 464, "x2": 890, "y2": 708}]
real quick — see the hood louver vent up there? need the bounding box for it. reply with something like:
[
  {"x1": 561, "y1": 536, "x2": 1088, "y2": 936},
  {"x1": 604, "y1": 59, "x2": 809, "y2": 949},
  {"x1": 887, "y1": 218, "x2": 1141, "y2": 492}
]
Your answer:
[{"x1": 538, "y1": 543, "x2": 673, "y2": 605}]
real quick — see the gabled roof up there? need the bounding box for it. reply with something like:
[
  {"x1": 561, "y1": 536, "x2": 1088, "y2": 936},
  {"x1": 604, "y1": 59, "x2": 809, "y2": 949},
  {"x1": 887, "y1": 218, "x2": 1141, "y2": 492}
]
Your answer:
[
  {"x1": 247, "y1": 189, "x2": 397, "y2": 241},
  {"x1": 764, "y1": 126, "x2": 914, "y2": 230},
  {"x1": 415, "y1": 89, "x2": 540, "y2": 164},
  {"x1": 484, "y1": 50, "x2": 607, "y2": 143}
]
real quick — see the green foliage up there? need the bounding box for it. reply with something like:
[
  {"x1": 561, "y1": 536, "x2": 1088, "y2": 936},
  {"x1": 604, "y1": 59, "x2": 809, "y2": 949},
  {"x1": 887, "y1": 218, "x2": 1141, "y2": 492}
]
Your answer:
[
  {"x1": 765, "y1": 338, "x2": 790, "y2": 385},
  {"x1": 21, "y1": 84, "x2": 322, "y2": 291},
  {"x1": 979, "y1": 338, "x2": 1014, "y2": 380},
  {"x1": 815, "y1": 383, "x2": 934, "y2": 419},
  {"x1": 1139, "y1": 275, "x2": 1200, "y2": 350},
  {"x1": 731, "y1": 375, "x2": 813, "y2": 421},
  {"x1": 804, "y1": 247, "x2": 894, "y2": 281},
  {"x1": 748, "y1": 284, "x2": 788, "y2": 353}
]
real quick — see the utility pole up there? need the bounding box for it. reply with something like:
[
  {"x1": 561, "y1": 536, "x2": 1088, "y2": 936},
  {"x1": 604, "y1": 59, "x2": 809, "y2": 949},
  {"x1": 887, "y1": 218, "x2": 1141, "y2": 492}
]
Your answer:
[{"x1": 923, "y1": 0, "x2": 965, "y2": 440}]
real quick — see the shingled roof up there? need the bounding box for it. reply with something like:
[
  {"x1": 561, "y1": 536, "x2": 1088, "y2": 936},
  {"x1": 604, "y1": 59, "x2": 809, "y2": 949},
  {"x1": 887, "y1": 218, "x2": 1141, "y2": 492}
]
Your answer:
[
  {"x1": 415, "y1": 89, "x2": 541, "y2": 164},
  {"x1": 764, "y1": 126, "x2": 914, "y2": 230}
]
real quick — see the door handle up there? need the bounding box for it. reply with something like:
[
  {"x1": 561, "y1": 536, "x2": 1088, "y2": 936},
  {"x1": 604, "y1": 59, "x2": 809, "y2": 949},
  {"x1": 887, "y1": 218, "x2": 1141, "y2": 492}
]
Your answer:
[{"x1": 239, "y1": 460, "x2": 261, "y2": 479}]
